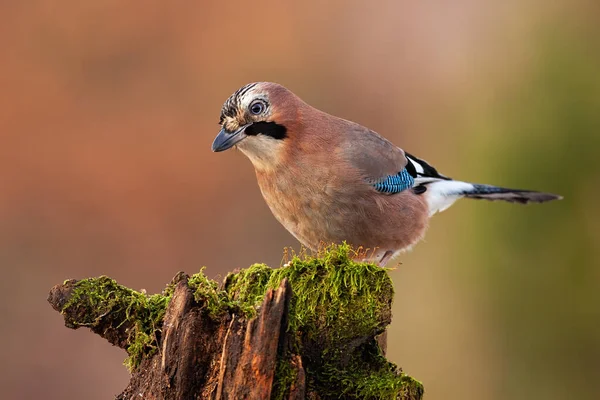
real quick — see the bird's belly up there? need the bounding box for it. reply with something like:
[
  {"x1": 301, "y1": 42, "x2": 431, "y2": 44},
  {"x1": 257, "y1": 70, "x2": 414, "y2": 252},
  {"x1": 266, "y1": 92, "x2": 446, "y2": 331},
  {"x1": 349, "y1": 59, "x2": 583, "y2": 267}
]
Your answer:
[
  {"x1": 260, "y1": 183, "x2": 335, "y2": 250},
  {"x1": 257, "y1": 175, "x2": 429, "y2": 256}
]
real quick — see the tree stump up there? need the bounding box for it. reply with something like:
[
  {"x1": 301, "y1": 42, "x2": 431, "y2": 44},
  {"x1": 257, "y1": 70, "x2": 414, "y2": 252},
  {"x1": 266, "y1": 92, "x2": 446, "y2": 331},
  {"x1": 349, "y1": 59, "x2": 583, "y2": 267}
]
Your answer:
[{"x1": 47, "y1": 245, "x2": 424, "y2": 399}]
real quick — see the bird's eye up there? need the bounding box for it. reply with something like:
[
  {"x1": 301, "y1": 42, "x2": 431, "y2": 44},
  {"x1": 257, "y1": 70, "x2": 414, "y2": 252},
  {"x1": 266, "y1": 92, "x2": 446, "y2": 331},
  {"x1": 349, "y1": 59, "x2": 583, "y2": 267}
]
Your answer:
[{"x1": 249, "y1": 101, "x2": 266, "y2": 115}]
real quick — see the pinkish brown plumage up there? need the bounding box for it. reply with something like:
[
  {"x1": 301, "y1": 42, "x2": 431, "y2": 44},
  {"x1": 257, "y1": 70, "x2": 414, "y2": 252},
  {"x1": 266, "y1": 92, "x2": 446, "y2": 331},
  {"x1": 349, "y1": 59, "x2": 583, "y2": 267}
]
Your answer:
[{"x1": 212, "y1": 82, "x2": 561, "y2": 266}]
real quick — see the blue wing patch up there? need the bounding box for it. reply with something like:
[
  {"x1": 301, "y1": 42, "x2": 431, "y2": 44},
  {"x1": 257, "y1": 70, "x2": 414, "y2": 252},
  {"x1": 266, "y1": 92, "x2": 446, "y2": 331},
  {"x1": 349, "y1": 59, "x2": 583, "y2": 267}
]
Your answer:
[{"x1": 373, "y1": 168, "x2": 415, "y2": 194}]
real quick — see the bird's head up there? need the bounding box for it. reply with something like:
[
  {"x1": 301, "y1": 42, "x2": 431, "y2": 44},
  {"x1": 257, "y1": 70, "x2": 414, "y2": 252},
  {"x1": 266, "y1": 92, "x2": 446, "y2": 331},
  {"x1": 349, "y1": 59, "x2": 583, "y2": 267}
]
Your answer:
[{"x1": 212, "y1": 82, "x2": 302, "y2": 170}]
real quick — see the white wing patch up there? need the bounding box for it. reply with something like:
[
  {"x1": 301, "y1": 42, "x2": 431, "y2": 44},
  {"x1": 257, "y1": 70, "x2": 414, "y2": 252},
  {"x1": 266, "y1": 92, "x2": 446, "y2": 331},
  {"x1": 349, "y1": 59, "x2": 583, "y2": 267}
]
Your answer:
[
  {"x1": 405, "y1": 152, "x2": 467, "y2": 215},
  {"x1": 407, "y1": 156, "x2": 425, "y2": 174},
  {"x1": 414, "y1": 177, "x2": 443, "y2": 185},
  {"x1": 424, "y1": 180, "x2": 474, "y2": 216}
]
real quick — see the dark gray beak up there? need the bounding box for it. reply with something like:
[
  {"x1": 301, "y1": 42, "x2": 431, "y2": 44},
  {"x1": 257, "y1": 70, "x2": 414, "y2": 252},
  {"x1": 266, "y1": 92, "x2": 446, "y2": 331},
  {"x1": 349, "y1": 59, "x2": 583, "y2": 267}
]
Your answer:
[{"x1": 212, "y1": 124, "x2": 250, "y2": 152}]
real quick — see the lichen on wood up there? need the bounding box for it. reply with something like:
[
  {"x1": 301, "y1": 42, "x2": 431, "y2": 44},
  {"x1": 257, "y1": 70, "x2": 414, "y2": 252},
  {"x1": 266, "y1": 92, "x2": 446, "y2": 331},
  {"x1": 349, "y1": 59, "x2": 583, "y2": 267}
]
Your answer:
[{"x1": 47, "y1": 244, "x2": 423, "y2": 399}]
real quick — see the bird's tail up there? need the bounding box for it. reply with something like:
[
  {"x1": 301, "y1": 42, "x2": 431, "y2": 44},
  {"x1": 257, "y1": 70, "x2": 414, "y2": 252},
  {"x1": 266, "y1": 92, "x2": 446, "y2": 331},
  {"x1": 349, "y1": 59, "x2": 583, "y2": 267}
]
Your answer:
[
  {"x1": 462, "y1": 184, "x2": 562, "y2": 204},
  {"x1": 422, "y1": 180, "x2": 561, "y2": 216}
]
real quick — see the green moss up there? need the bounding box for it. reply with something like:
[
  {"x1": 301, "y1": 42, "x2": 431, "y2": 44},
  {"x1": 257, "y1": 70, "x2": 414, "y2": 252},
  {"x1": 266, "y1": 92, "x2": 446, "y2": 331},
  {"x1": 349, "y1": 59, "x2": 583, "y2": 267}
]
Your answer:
[
  {"x1": 224, "y1": 263, "x2": 272, "y2": 317},
  {"x1": 123, "y1": 292, "x2": 172, "y2": 370},
  {"x1": 267, "y1": 243, "x2": 393, "y2": 343},
  {"x1": 324, "y1": 343, "x2": 424, "y2": 400},
  {"x1": 187, "y1": 264, "x2": 273, "y2": 319},
  {"x1": 271, "y1": 355, "x2": 297, "y2": 400},
  {"x1": 61, "y1": 276, "x2": 172, "y2": 371},
  {"x1": 188, "y1": 267, "x2": 230, "y2": 318}
]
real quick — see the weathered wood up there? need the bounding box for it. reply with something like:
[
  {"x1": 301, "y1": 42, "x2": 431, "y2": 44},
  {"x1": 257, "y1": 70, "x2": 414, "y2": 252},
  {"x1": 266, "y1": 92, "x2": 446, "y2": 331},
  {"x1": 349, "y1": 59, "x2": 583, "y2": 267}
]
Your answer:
[
  {"x1": 48, "y1": 278, "x2": 145, "y2": 350},
  {"x1": 219, "y1": 280, "x2": 291, "y2": 399},
  {"x1": 111, "y1": 279, "x2": 294, "y2": 400}
]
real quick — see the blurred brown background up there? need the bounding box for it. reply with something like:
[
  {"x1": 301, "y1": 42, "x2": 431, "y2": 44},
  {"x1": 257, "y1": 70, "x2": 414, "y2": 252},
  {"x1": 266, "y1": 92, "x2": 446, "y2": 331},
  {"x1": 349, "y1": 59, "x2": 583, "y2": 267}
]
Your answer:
[{"x1": 1, "y1": 1, "x2": 599, "y2": 399}]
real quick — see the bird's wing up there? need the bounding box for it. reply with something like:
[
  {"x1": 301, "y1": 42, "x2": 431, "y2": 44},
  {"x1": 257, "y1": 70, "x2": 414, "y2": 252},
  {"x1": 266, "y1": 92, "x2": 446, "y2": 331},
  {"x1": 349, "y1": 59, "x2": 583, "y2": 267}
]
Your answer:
[
  {"x1": 339, "y1": 125, "x2": 409, "y2": 182},
  {"x1": 404, "y1": 152, "x2": 452, "y2": 184}
]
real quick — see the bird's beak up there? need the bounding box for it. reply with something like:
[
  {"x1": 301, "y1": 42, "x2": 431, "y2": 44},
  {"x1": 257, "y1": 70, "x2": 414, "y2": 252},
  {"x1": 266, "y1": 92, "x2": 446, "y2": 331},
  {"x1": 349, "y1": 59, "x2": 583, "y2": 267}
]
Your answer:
[{"x1": 212, "y1": 124, "x2": 251, "y2": 152}]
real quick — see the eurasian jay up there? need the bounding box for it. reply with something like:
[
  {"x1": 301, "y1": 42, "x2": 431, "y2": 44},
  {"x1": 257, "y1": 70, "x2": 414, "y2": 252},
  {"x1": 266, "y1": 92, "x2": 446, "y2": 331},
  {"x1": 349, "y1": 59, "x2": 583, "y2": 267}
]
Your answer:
[{"x1": 212, "y1": 82, "x2": 561, "y2": 266}]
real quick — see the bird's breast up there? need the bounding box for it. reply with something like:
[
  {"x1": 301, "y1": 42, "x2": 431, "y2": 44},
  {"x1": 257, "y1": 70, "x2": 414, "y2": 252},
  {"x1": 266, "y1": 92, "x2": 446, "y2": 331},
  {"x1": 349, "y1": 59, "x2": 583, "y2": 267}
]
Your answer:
[{"x1": 254, "y1": 167, "x2": 352, "y2": 249}]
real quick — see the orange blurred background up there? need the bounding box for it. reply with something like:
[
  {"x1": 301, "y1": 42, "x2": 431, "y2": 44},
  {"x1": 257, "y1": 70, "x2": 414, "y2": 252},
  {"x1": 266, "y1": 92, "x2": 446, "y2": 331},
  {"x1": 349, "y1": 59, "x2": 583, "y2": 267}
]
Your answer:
[{"x1": 1, "y1": 1, "x2": 599, "y2": 399}]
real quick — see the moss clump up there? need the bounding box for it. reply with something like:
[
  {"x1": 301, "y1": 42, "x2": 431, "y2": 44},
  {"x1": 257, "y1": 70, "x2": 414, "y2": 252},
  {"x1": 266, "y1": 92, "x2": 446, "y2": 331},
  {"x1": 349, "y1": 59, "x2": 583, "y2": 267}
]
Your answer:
[
  {"x1": 323, "y1": 342, "x2": 424, "y2": 400},
  {"x1": 268, "y1": 243, "x2": 393, "y2": 344},
  {"x1": 224, "y1": 263, "x2": 272, "y2": 316},
  {"x1": 261, "y1": 244, "x2": 410, "y2": 399},
  {"x1": 61, "y1": 276, "x2": 172, "y2": 371},
  {"x1": 187, "y1": 264, "x2": 272, "y2": 319},
  {"x1": 215, "y1": 243, "x2": 414, "y2": 399},
  {"x1": 187, "y1": 267, "x2": 230, "y2": 318}
]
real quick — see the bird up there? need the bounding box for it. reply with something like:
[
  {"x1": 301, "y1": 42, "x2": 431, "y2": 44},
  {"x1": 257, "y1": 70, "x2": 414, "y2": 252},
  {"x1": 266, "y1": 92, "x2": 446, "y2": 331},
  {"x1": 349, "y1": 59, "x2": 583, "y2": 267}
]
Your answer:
[{"x1": 212, "y1": 82, "x2": 561, "y2": 266}]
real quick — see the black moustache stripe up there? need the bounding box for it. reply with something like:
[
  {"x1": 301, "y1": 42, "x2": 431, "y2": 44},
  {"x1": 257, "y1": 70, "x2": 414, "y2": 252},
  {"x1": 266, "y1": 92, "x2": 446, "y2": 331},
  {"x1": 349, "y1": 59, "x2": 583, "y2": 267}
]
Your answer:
[{"x1": 244, "y1": 122, "x2": 287, "y2": 140}]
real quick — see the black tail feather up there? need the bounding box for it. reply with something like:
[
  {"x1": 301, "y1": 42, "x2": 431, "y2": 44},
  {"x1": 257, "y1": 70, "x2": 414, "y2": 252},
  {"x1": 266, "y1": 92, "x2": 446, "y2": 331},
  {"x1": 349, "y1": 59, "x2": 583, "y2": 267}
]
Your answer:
[{"x1": 464, "y1": 184, "x2": 562, "y2": 204}]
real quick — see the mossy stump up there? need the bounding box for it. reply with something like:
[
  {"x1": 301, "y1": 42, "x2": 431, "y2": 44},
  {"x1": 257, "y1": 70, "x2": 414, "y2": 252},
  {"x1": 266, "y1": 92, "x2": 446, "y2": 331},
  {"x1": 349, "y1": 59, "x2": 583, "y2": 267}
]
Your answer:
[{"x1": 47, "y1": 245, "x2": 424, "y2": 399}]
